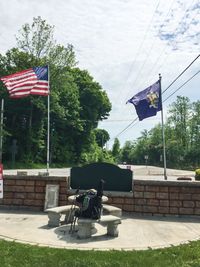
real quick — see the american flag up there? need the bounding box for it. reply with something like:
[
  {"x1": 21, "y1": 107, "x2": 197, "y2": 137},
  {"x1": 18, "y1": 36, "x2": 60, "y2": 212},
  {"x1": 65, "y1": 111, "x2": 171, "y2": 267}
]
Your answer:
[{"x1": 0, "y1": 66, "x2": 49, "y2": 98}]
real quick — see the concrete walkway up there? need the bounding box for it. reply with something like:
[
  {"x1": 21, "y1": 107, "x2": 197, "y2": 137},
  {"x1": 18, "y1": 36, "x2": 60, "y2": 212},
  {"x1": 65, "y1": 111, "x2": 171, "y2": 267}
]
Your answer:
[
  {"x1": 0, "y1": 210, "x2": 200, "y2": 251},
  {"x1": 1, "y1": 166, "x2": 196, "y2": 250}
]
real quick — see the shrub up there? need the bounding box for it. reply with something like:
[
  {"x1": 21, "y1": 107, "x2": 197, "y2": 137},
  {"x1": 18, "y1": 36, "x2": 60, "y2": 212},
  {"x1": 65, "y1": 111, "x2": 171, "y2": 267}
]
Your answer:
[{"x1": 195, "y1": 169, "x2": 200, "y2": 180}]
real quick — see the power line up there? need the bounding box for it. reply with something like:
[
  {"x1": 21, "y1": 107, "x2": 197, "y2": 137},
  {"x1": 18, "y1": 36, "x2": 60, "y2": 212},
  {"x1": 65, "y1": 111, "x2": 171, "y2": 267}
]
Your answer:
[
  {"x1": 162, "y1": 54, "x2": 200, "y2": 94},
  {"x1": 127, "y1": 0, "x2": 199, "y2": 95},
  {"x1": 111, "y1": 55, "x2": 200, "y2": 140},
  {"x1": 152, "y1": 0, "x2": 199, "y2": 79},
  {"x1": 130, "y1": 0, "x2": 176, "y2": 92},
  {"x1": 114, "y1": 118, "x2": 138, "y2": 139},
  {"x1": 99, "y1": 119, "x2": 138, "y2": 122},
  {"x1": 163, "y1": 70, "x2": 200, "y2": 103},
  {"x1": 101, "y1": 117, "x2": 160, "y2": 123},
  {"x1": 114, "y1": 0, "x2": 161, "y2": 104},
  {"x1": 138, "y1": 0, "x2": 175, "y2": 85}
]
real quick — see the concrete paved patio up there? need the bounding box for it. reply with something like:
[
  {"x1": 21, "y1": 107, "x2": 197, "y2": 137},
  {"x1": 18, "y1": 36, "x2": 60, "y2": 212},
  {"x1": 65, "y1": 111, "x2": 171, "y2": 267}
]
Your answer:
[
  {"x1": 1, "y1": 166, "x2": 197, "y2": 250},
  {"x1": 0, "y1": 210, "x2": 200, "y2": 250}
]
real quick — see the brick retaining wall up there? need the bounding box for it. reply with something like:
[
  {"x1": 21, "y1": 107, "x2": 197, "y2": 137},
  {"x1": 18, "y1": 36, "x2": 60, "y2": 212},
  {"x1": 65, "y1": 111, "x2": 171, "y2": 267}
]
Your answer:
[
  {"x1": 108, "y1": 180, "x2": 200, "y2": 216},
  {"x1": 1, "y1": 175, "x2": 200, "y2": 216},
  {"x1": 0, "y1": 175, "x2": 68, "y2": 211}
]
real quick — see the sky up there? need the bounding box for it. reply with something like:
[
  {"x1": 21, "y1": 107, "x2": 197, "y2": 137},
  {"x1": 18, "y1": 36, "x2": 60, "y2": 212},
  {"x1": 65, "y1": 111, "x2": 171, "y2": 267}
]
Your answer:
[{"x1": 0, "y1": 0, "x2": 199, "y2": 148}]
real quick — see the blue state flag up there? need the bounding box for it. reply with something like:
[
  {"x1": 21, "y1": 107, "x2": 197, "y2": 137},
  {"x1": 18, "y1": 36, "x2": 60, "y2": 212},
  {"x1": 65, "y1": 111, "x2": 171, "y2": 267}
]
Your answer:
[{"x1": 127, "y1": 80, "x2": 162, "y2": 121}]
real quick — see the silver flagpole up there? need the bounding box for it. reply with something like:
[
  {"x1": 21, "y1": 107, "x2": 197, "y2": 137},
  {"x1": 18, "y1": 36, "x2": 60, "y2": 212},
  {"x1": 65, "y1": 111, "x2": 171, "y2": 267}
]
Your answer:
[
  {"x1": 0, "y1": 99, "x2": 4, "y2": 163},
  {"x1": 47, "y1": 66, "x2": 50, "y2": 173},
  {"x1": 159, "y1": 74, "x2": 167, "y2": 180}
]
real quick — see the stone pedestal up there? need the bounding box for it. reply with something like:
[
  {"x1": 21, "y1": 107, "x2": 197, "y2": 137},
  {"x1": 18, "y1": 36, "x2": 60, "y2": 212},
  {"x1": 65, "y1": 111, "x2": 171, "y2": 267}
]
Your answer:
[{"x1": 77, "y1": 219, "x2": 96, "y2": 239}]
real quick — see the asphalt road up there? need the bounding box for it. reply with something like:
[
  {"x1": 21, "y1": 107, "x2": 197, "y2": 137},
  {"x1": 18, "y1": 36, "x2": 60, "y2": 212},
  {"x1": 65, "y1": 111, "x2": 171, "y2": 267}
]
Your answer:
[{"x1": 3, "y1": 165, "x2": 195, "y2": 181}]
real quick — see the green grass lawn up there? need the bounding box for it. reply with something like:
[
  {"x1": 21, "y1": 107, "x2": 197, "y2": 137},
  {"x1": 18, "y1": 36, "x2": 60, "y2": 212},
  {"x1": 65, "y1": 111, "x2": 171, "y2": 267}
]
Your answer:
[{"x1": 1, "y1": 239, "x2": 200, "y2": 267}]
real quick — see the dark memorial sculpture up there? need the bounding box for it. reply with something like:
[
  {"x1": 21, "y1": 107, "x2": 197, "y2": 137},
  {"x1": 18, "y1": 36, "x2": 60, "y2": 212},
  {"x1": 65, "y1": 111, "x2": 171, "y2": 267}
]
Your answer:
[{"x1": 70, "y1": 162, "x2": 133, "y2": 192}]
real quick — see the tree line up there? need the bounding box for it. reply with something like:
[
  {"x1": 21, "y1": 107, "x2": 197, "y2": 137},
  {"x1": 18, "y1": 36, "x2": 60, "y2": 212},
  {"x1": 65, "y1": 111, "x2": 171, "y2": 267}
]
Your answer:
[
  {"x1": 118, "y1": 96, "x2": 200, "y2": 170},
  {"x1": 0, "y1": 17, "x2": 198, "y2": 170},
  {"x1": 0, "y1": 17, "x2": 113, "y2": 167}
]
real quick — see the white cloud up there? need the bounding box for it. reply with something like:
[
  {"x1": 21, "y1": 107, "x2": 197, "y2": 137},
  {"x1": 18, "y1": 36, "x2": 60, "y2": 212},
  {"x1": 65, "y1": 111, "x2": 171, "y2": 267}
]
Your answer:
[{"x1": 0, "y1": 0, "x2": 199, "y2": 147}]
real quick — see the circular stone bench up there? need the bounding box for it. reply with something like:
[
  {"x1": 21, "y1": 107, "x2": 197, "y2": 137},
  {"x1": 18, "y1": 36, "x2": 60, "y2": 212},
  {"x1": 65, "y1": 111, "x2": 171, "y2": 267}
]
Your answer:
[
  {"x1": 45, "y1": 205, "x2": 79, "y2": 227},
  {"x1": 77, "y1": 215, "x2": 121, "y2": 239},
  {"x1": 45, "y1": 204, "x2": 122, "y2": 227},
  {"x1": 103, "y1": 204, "x2": 122, "y2": 217}
]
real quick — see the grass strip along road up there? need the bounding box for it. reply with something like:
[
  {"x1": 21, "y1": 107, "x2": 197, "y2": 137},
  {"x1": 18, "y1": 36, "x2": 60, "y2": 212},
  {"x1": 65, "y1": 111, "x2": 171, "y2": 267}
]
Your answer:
[{"x1": 1, "y1": 239, "x2": 200, "y2": 267}]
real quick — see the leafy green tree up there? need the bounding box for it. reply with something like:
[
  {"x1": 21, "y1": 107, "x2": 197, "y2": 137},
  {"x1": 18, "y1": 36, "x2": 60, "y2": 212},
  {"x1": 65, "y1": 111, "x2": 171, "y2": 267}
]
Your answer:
[
  {"x1": 94, "y1": 129, "x2": 110, "y2": 148},
  {"x1": 189, "y1": 101, "x2": 200, "y2": 148},
  {"x1": 121, "y1": 140, "x2": 136, "y2": 164},
  {"x1": 0, "y1": 17, "x2": 111, "y2": 165},
  {"x1": 132, "y1": 130, "x2": 150, "y2": 165},
  {"x1": 112, "y1": 138, "x2": 121, "y2": 162},
  {"x1": 167, "y1": 96, "x2": 190, "y2": 150},
  {"x1": 120, "y1": 96, "x2": 199, "y2": 170},
  {"x1": 185, "y1": 100, "x2": 200, "y2": 167},
  {"x1": 16, "y1": 16, "x2": 77, "y2": 67},
  {"x1": 69, "y1": 68, "x2": 111, "y2": 162}
]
